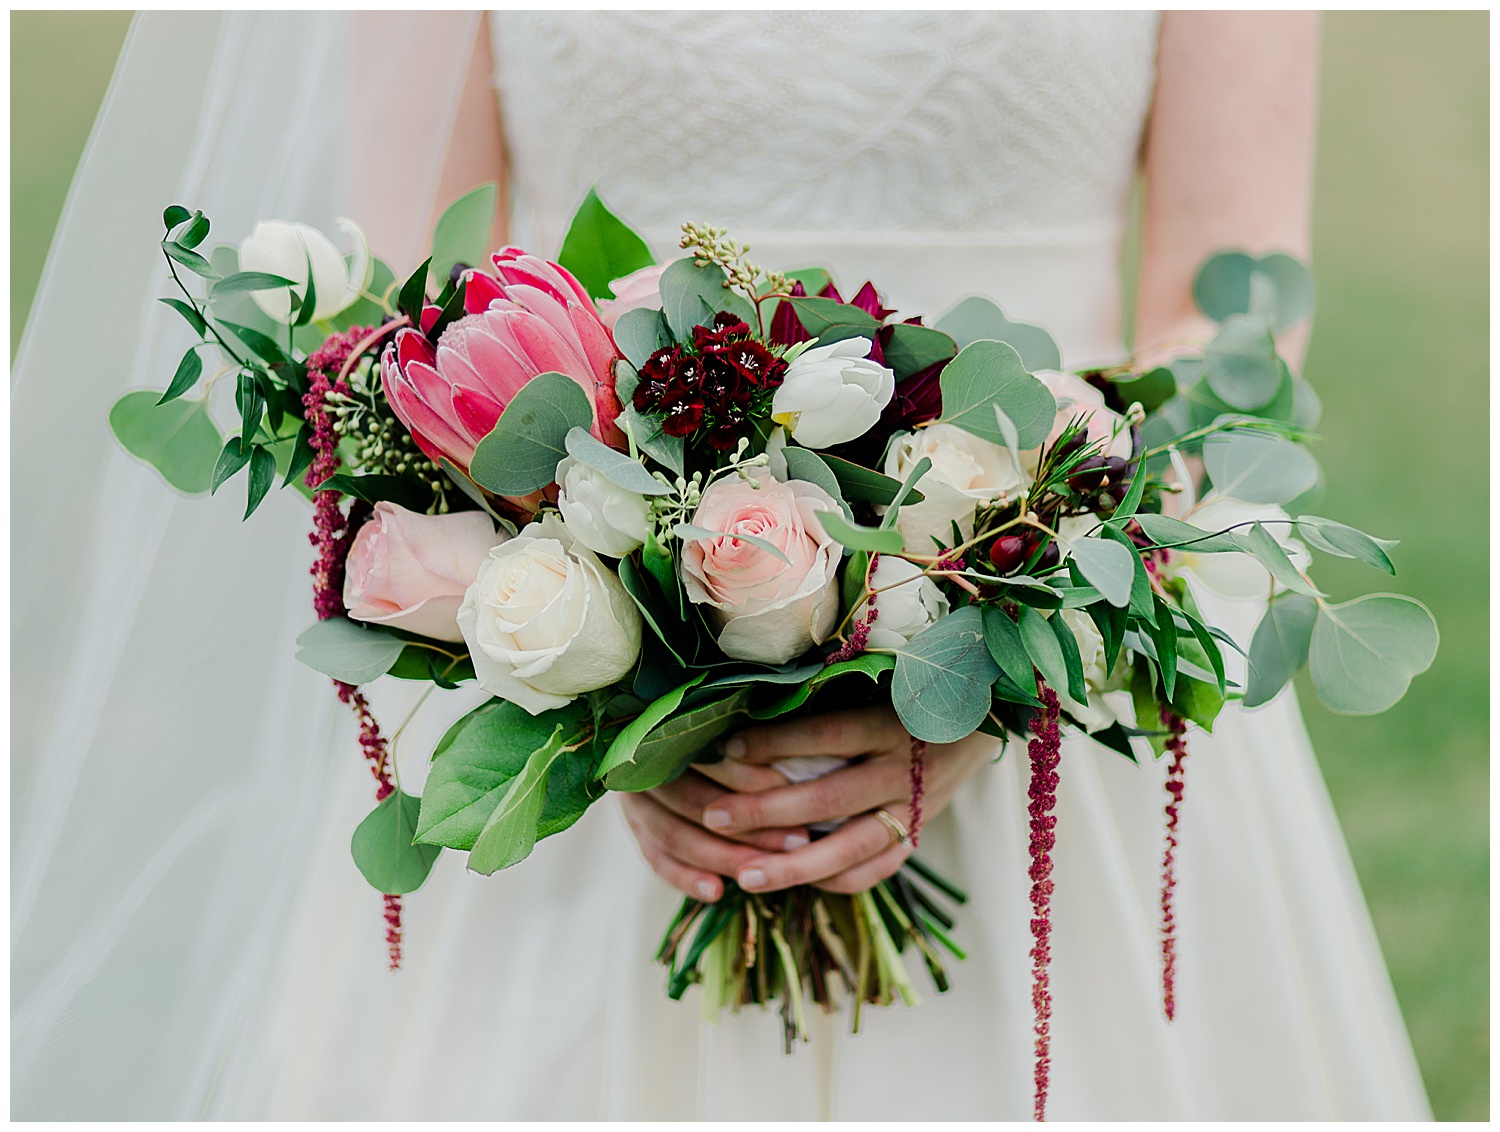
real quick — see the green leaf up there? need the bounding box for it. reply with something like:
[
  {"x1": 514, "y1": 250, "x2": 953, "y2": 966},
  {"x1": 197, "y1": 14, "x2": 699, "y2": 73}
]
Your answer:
[
  {"x1": 158, "y1": 296, "x2": 208, "y2": 337},
  {"x1": 938, "y1": 340, "x2": 1054, "y2": 448},
  {"x1": 163, "y1": 204, "x2": 191, "y2": 230},
  {"x1": 211, "y1": 271, "x2": 297, "y2": 297},
  {"x1": 243, "y1": 445, "x2": 275, "y2": 518},
  {"x1": 1203, "y1": 428, "x2": 1319, "y2": 505},
  {"x1": 398, "y1": 256, "x2": 432, "y2": 324},
  {"x1": 1098, "y1": 521, "x2": 1155, "y2": 617},
  {"x1": 818, "y1": 453, "x2": 922, "y2": 505},
  {"x1": 1244, "y1": 592, "x2": 1317, "y2": 708},
  {"x1": 1148, "y1": 595, "x2": 1179, "y2": 700},
  {"x1": 782, "y1": 446, "x2": 854, "y2": 523},
  {"x1": 1170, "y1": 674, "x2": 1225, "y2": 733},
  {"x1": 468, "y1": 723, "x2": 573, "y2": 874},
  {"x1": 882, "y1": 323, "x2": 956, "y2": 380},
  {"x1": 109, "y1": 391, "x2": 221, "y2": 494},
  {"x1": 350, "y1": 789, "x2": 442, "y2": 894},
  {"x1": 469, "y1": 372, "x2": 593, "y2": 495},
  {"x1": 217, "y1": 319, "x2": 290, "y2": 367},
  {"x1": 813, "y1": 510, "x2": 905, "y2": 554},
  {"x1": 1051, "y1": 611, "x2": 1089, "y2": 704},
  {"x1": 211, "y1": 436, "x2": 250, "y2": 493},
  {"x1": 1295, "y1": 515, "x2": 1397, "y2": 574},
  {"x1": 604, "y1": 689, "x2": 753, "y2": 792},
  {"x1": 1234, "y1": 521, "x2": 1323, "y2": 597},
  {"x1": 292, "y1": 248, "x2": 319, "y2": 328},
  {"x1": 1110, "y1": 366, "x2": 1176, "y2": 414},
  {"x1": 748, "y1": 653, "x2": 896, "y2": 719},
  {"x1": 556, "y1": 186, "x2": 655, "y2": 301},
  {"x1": 613, "y1": 306, "x2": 673, "y2": 369},
  {"x1": 658, "y1": 257, "x2": 757, "y2": 340},
  {"x1": 617, "y1": 405, "x2": 684, "y2": 478},
  {"x1": 417, "y1": 699, "x2": 592, "y2": 849},
  {"x1": 1064, "y1": 536, "x2": 1135, "y2": 608},
  {"x1": 319, "y1": 472, "x2": 431, "y2": 513},
  {"x1": 1172, "y1": 604, "x2": 1228, "y2": 697},
  {"x1": 1309, "y1": 594, "x2": 1439, "y2": 715},
  {"x1": 294, "y1": 617, "x2": 406, "y2": 684},
  {"x1": 163, "y1": 240, "x2": 219, "y2": 278},
  {"x1": 878, "y1": 455, "x2": 931, "y2": 532},
  {"x1": 932, "y1": 296, "x2": 1061, "y2": 371},
  {"x1": 1016, "y1": 605, "x2": 1067, "y2": 698},
  {"x1": 1204, "y1": 315, "x2": 1280, "y2": 410},
  {"x1": 788, "y1": 295, "x2": 880, "y2": 337},
  {"x1": 1193, "y1": 251, "x2": 1315, "y2": 332},
  {"x1": 178, "y1": 212, "x2": 210, "y2": 249},
  {"x1": 158, "y1": 347, "x2": 204, "y2": 405},
  {"x1": 565, "y1": 426, "x2": 671, "y2": 495},
  {"x1": 890, "y1": 606, "x2": 1001, "y2": 743},
  {"x1": 598, "y1": 675, "x2": 707, "y2": 776},
  {"x1": 429, "y1": 183, "x2": 498, "y2": 288},
  {"x1": 617, "y1": 556, "x2": 687, "y2": 666},
  {"x1": 1110, "y1": 454, "x2": 1148, "y2": 520},
  {"x1": 1127, "y1": 513, "x2": 1244, "y2": 553}
]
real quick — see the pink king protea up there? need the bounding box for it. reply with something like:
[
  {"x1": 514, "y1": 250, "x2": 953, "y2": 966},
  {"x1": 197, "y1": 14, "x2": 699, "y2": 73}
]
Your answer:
[{"x1": 382, "y1": 247, "x2": 624, "y2": 473}]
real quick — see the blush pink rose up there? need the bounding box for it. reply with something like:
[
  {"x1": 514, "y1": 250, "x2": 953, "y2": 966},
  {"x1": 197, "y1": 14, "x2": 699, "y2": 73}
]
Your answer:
[
  {"x1": 343, "y1": 502, "x2": 506, "y2": 642},
  {"x1": 681, "y1": 472, "x2": 841, "y2": 664},
  {"x1": 596, "y1": 264, "x2": 667, "y2": 330},
  {"x1": 1034, "y1": 370, "x2": 1133, "y2": 460}
]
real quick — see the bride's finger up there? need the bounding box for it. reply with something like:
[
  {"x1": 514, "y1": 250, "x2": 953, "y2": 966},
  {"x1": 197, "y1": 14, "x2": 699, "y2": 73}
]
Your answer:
[
  {"x1": 723, "y1": 706, "x2": 905, "y2": 766},
  {"x1": 619, "y1": 793, "x2": 765, "y2": 879},
  {"x1": 732, "y1": 813, "x2": 907, "y2": 894},
  {"x1": 648, "y1": 775, "x2": 809, "y2": 852},
  {"x1": 701, "y1": 757, "x2": 906, "y2": 834},
  {"x1": 693, "y1": 757, "x2": 790, "y2": 793},
  {"x1": 813, "y1": 843, "x2": 908, "y2": 894}
]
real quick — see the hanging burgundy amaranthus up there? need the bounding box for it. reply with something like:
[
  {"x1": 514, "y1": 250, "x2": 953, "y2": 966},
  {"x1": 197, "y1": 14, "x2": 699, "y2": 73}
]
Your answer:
[
  {"x1": 1028, "y1": 684, "x2": 1062, "y2": 1122},
  {"x1": 1159, "y1": 708, "x2": 1189, "y2": 1022},
  {"x1": 304, "y1": 324, "x2": 406, "y2": 971}
]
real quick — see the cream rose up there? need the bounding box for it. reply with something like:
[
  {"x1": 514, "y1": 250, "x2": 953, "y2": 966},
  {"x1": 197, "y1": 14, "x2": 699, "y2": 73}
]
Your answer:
[
  {"x1": 343, "y1": 502, "x2": 504, "y2": 643},
  {"x1": 555, "y1": 456, "x2": 651, "y2": 558},
  {"x1": 1175, "y1": 495, "x2": 1311, "y2": 600},
  {"x1": 238, "y1": 218, "x2": 369, "y2": 324},
  {"x1": 882, "y1": 423, "x2": 1031, "y2": 553},
  {"x1": 771, "y1": 337, "x2": 895, "y2": 448},
  {"x1": 1056, "y1": 608, "x2": 1128, "y2": 732},
  {"x1": 458, "y1": 513, "x2": 642, "y2": 714},
  {"x1": 864, "y1": 554, "x2": 950, "y2": 649},
  {"x1": 1034, "y1": 370, "x2": 1133, "y2": 461},
  {"x1": 681, "y1": 472, "x2": 841, "y2": 665}
]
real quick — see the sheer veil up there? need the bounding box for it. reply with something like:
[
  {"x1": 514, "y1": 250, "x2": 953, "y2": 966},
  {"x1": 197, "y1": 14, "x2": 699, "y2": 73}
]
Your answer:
[{"x1": 11, "y1": 12, "x2": 476, "y2": 1117}]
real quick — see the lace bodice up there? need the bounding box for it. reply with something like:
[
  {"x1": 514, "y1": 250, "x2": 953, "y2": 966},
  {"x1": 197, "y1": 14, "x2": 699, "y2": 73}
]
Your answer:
[{"x1": 491, "y1": 11, "x2": 1161, "y2": 364}]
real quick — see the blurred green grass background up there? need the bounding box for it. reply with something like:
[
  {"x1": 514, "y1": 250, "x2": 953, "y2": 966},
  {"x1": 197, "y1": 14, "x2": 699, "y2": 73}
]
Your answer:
[{"x1": 10, "y1": 10, "x2": 1488, "y2": 1120}]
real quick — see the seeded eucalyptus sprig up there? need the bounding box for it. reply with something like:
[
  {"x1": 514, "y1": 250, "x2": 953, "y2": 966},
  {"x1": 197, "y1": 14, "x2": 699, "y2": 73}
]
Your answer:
[{"x1": 679, "y1": 221, "x2": 791, "y2": 303}]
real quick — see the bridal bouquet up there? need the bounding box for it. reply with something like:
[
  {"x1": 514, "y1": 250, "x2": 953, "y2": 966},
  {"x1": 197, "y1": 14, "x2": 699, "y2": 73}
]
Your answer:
[{"x1": 112, "y1": 187, "x2": 1436, "y2": 1117}]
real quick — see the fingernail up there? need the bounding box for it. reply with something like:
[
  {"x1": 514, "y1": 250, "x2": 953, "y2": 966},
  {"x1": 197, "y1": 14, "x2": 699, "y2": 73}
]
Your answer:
[
  {"x1": 721, "y1": 735, "x2": 746, "y2": 760},
  {"x1": 704, "y1": 808, "x2": 732, "y2": 830},
  {"x1": 694, "y1": 879, "x2": 718, "y2": 901},
  {"x1": 738, "y1": 868, "x2": 767, "y2": 890},
  {"x1": 783, "y1": 833, "x2": 809, "y2": 851}
]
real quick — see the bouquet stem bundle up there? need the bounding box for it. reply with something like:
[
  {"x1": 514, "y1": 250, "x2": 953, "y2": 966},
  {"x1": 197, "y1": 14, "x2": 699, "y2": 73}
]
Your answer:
[{"x1": 658, "y1": 859, "x2": 967, "y2": 1053}]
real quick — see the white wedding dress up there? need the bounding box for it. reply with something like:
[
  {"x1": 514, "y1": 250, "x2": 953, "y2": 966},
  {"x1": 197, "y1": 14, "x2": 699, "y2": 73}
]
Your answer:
[{"x1": 12, "y1": 11, "x2": 1431, "y2": 1120}]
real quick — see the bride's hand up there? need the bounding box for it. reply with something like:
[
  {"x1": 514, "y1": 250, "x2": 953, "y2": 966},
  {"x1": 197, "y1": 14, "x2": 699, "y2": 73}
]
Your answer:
[
  {"x1": 617, "y1": 770, "x2": 811, "y2": 903},
  {"x1": 696, "y1": 706, "x2": 992, "y2": 894}
]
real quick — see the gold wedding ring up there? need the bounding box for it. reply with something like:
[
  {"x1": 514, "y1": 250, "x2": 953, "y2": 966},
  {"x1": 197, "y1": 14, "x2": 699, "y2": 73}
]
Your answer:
[{"x1": 874, "y1": 808, "x2": 912, "y2": 848}]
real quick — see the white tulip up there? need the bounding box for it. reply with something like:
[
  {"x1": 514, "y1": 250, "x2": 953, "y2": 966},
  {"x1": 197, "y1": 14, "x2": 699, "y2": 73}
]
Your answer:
[
  {"x1": 864, "y1": 555, "x2": 950, "y2": 649},
  {"x1": 772, "y1": 337, "x2": 895, "y2": 448},
  {"x1": 238, "y1": 218, "x2": 370, "y2": 324},
  {"x1": 555, "y1": 456, "x2": 651, "y2": 558},
  {"x1": 458, "y1": 514, "x2": 642, "y2": 715},
  {"x1": 882, "y1": 423, "x2": 1032, "y2": 553}
]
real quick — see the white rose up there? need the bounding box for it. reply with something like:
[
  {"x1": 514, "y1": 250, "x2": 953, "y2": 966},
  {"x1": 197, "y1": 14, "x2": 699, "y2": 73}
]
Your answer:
[
  {"x1": 1176, "y1": 495, "x2": 1311, "y2": 600},
  {"x1": 864, "y1": 555, "x2": 950, "y2": 649},
  {"x1": 1056, "y1": 608, "x2": 1128, "y2": 732},
  {"x1": 458, "y1": 513, "x2": 642, "y2": 714},
  {"x1": 555, "y1": 456, "x2": 651, "y2": 558},
  {"x1": 772, "y1": 337, "x2": 895, "y2": 448},
  {"x1": 238, "y1": 218, "x2": 370, "y2": 324},
  {"x1": 882, "y1": 423, "x2": 1032, "y2": 553}
]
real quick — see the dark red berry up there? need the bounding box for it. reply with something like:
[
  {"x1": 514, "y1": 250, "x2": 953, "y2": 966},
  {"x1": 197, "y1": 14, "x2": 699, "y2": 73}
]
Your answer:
[
  {"x1": 1037, "y1": 541, "x2": 1061, "y2": 570},
  {"x1": 1066, "y1": 455, "x2": 1108, "y2": 492},
  {"x1": 989, "y1": 534, "x2": 1029, "y2": 575}
]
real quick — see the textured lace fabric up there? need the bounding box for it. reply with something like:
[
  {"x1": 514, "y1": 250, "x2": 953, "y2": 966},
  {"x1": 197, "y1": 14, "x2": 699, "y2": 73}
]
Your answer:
[{"x1": 492, "y1": 11, "x2": 1160, "y2": 250}]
